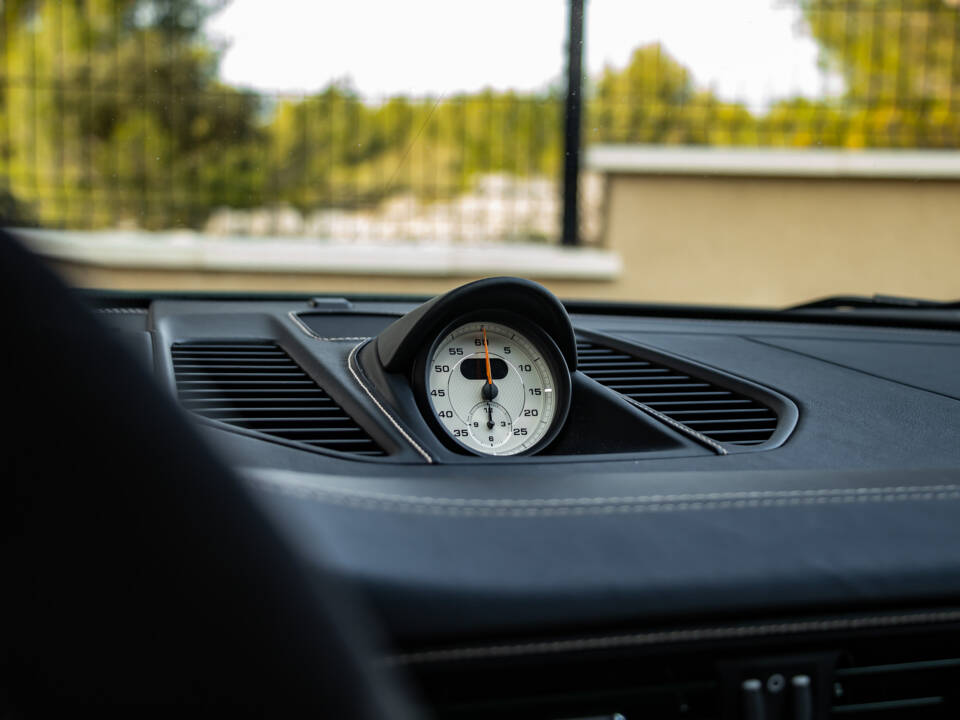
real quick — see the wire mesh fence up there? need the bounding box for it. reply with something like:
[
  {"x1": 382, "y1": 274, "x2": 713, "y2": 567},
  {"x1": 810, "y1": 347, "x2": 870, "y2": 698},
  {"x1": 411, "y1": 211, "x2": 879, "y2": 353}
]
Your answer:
[{"x1": 1, "y1": 0, "x2": 958, "y2": 242}]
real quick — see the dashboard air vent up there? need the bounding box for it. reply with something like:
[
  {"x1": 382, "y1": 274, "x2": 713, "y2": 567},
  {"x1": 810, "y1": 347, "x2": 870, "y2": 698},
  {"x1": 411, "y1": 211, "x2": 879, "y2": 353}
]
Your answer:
[
  {"x1": 414, "y1": 632, "x2": 960, "y2": 719},
  {"x1": 577, "y1": 339, "x2": 778, "y2": 446},
  {"x1": 171, "y1": 341, "x2": 384, "y2": 457},
  {"x1": 831, "y1": 656, "x2": 960, "y2": 717}
]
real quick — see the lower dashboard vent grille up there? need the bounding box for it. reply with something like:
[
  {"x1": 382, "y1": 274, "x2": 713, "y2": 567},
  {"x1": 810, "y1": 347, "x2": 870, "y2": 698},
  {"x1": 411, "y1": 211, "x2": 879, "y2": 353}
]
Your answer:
[
  {"x1": 414, "y1": 630, "x2": 960, "y2": 719},
  {"x1": 171, "y1": 341, "x2": 384, "y2": 457},
  {"x1": 577, "y1": 339, "x2": 778, "y2": 446},
  {"x1": 832, "y1": 657, "x2": 960, "y2": 717}
]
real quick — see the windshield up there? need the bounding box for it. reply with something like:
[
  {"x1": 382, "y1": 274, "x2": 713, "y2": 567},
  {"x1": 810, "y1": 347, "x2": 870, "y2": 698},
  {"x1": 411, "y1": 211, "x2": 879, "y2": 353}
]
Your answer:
[{"x1": 2, "y1": 0, "x2": 958, "y2": 306}]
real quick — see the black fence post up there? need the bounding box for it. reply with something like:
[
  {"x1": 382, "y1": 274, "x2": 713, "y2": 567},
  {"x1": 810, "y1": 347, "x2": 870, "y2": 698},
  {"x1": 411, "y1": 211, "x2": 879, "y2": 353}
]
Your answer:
[{"x1": 561, "y1": 0, "x2": 585, "y2": 247}]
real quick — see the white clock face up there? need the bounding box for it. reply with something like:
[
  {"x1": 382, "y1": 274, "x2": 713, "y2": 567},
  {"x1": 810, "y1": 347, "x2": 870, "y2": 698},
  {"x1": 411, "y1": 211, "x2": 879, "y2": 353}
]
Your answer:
[{"x1": 425, "y1": 321, "x2": 559, "y2": 456}]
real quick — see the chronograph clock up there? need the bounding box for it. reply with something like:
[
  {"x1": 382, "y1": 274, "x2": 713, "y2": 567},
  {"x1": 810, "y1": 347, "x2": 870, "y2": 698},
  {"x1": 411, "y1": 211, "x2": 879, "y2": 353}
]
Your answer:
[
  {"x1": 420, "y1": 316, "x2": 570, "y2": 456},
  {"x1": 366, "y1": 277, "x2": 577, "y2": 458}
]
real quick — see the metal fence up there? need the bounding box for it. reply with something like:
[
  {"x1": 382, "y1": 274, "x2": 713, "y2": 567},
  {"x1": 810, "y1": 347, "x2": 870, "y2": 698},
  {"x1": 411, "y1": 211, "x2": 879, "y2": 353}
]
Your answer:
[{"x1": 1, "y1": 0, "x2": 958, "y2": 243}]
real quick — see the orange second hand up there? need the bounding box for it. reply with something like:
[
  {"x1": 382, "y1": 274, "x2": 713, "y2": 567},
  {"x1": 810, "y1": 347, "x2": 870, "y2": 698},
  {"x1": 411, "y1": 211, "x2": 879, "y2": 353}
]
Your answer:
[{"x1": 482, "y1": 327, "x2": 493, "y2": 385}]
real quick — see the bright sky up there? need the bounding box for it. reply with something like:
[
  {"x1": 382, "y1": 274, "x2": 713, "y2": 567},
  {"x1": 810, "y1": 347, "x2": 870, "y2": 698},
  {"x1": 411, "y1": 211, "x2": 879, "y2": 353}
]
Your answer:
[{"x1": 205, "y1": 0, "x2": 842, "y2": 110}]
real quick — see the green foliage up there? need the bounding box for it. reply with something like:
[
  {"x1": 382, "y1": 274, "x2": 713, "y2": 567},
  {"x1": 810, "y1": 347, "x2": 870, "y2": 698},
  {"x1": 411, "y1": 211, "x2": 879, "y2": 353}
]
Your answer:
[
  {"x1": 0, "y1": 0, "x2": 259, "y2": 228},
  {"x1": 589, "y1": 44, "x2": 758, "y2": 145},
  {"x1": 260, "y1": 84, "x2": 562, "y2": 212},
  {"x1": 793, "y1": 0, "x2": 960, "y2": 147}
]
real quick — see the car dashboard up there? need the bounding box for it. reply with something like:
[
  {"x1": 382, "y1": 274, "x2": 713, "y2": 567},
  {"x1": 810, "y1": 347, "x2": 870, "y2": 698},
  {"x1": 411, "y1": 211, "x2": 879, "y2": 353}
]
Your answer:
[{"x1": 93, "y1": 284, "x2": 960, "y2": 719}]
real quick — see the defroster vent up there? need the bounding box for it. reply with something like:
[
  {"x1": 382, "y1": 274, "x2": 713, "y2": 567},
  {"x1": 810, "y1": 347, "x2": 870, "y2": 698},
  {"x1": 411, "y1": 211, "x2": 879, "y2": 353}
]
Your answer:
[
  {"x1": 577, "y1": 339, "x2": 778, "y2": 446},
  {"x1": 172, "y1": 341, "x2": 384, "y2": 457}
]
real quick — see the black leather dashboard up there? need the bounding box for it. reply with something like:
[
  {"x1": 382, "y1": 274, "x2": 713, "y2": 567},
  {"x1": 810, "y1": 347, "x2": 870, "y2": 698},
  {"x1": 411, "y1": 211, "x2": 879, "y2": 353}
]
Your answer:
[{"x1": 95, "y1": 295, "x2": 960, "y2": 656}]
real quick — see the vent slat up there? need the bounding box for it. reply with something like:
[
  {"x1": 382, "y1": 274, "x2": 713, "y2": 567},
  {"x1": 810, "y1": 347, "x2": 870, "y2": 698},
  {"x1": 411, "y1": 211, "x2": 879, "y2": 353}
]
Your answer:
[
  {"x1": 577, "y1": 359, "x2": 655, "y2": 367},
  {"x1": 172, "y1": 341, "x2": 384, "y2": 458},
  {"x1": 589, "y1": 373, "x2": 690, "y2": 381},
  {"x1": 174, "y1": 364, "x2": 301, "y2": 370},
  {"x1": 178, "y1": 388, "x2": 327, "y2": 395},
  {"x1": 610, "y1": 382, "x2": 713, "y2": 390},
  {"x1": 175, "y1": 379, "x2": 314, "y2": 385},
  {"x1": 172, "y1": 351, "x2": 287, "y2": 358},
  {"x1": 188, "y1": 407, "x2": 341, "y2": 416},
  {"x1": 626, "y1": 391, "x2": 733, "y2": 399},
  {"x1": 219, "y1": 416, "x2": 355, "y2": 425},
  {"x1": 688, "y1": 428, "x2": 774, "y2": 438},
  {"x1": 181, "y1": 397, "x2": 335, "y2": 405},
  {"x1": 171, "y1": 344, "x2": 283, "y2": 350},
  {"x1": 578, "y1": 367, "x2": 671, "y2": 375},
  {"x1": 171, "y1": 358, "x2": 296, "y2": 365},
  {"x1": 303, "y1": 438, "x2": 383, "y2": 448},
  {"x1": 249, "y1": 427, "x2": 367, "y2": 435},
  {"x1": 576, "y1": 348, "x2": 632, "y2": 356},
  {"x1": 666, "y1": 408, "x2": 772, "y2": 416},
  {"x1": 174, "y1": 373, "x2": 307, "y2": 380},
  {"x1": 683, "y1": 417, "x2": 777, "y2": 427},
  {"x1": 644, "y1": 399, "x2": 754, "y2": 408},
  {"x1": 577, "y1": 339, "x2": 777, "y2": 446}
]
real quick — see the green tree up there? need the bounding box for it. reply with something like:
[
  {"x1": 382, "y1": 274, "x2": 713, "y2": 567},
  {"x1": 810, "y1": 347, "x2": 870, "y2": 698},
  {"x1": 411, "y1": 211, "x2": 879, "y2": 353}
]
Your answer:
[
  {"x1": 0, "y1": 0, "x2": 262, "y2": 228},
  {"x1": 588, "y1": 43, "x2": 756, "y2": 145},
  {"x1": 795, "y1": 0, "x2": 960, "y2": 147}
]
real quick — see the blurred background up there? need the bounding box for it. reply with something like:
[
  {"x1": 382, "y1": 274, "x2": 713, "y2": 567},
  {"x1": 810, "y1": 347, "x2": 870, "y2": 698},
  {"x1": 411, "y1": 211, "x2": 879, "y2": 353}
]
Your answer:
[{"x1": 1, "y1": 0, "x2": 959, "y2": 305}]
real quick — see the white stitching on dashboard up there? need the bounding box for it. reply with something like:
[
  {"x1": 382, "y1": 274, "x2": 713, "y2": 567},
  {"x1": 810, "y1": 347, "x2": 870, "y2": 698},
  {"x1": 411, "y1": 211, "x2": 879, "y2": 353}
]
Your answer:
[
  {"x1": 347, "y1": 342, "x2": 433, "y2": 464},
  {"x1": 247, "y1": 474, "x2": 960, "y2": 516},
  {"x1": 287, "y1": 311, "x2": 370, "y2": 341},
  {"x1": 95, "y1": 307, "x2": 148, "y2": 314},
  {"x1": 382, "y1": 609, "x2": 960, "y2": 665}
]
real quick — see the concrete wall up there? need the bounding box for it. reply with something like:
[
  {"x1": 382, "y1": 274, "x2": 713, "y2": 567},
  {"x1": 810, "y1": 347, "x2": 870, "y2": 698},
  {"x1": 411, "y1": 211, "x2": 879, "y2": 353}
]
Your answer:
[
  {"x1": 47, "y1": 261, "x2": 621, "y2": 301},
  {"x1": 599, "y1": 173, "x2": 960, "y2": 306},
  {"x1": 19, "y1": 230, "x2": 620, "y2": 301}
]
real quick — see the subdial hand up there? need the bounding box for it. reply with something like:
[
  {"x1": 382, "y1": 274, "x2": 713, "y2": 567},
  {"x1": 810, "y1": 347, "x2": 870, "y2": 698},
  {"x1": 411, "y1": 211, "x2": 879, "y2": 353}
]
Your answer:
[{"x1": 486, "y1": 404, "x2": 495, "y2": 429}]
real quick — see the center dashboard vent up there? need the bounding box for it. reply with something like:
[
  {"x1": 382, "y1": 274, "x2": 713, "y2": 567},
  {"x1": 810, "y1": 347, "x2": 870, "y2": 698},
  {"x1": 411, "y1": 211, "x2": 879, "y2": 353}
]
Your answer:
[
  {"x1": 411, "y1": 620, "x2": 960, "y2": 719},
  {"x1": 171, "y1": 340, "x2": 384, "y2": 457},
  {"x1": 576, "y1": 339, "x2": 779, "y2": 446},
  {"x1": 416, "y1": 647, "x2": 960, "y2": 719}
]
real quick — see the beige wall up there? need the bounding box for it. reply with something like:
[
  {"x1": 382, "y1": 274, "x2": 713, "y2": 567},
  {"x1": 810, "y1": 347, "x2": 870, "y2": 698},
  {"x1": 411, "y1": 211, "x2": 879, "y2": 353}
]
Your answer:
[
  {"x1": 45, "y1": 173, "x2": 960, "y2": 307},
  {"x1": 598, "y1": 174, "x2": 960, "y2": 306}
]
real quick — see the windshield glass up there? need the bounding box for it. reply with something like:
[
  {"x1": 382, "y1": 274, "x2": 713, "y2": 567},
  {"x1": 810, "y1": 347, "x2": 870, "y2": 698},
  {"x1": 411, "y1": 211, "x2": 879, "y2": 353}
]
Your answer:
[{"x1": 2, "y1": 0, "x2": 958, "y2": 306}]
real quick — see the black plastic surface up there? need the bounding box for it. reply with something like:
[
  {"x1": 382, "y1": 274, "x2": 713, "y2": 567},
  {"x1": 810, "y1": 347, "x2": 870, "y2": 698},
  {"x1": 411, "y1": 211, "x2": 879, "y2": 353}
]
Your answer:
[
  {"x1": 374, "y1": 277, "x2": 578, "y2": 373},
  {"x1": 753, "y1": 335, "x2": 960, "y2": 401},
  {"x1": 543, "y1": 372, "x2": 697, "y2": 455},
  {"x1": 296, "y1": 312, "x2": 399, "y2": 339}
]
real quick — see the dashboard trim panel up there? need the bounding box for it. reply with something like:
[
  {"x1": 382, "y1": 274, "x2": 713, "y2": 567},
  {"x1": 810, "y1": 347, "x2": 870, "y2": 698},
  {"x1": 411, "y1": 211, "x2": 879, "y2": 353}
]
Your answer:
[{"x1": 348, "y1": 341, "x2": 435, "y2": 463}]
